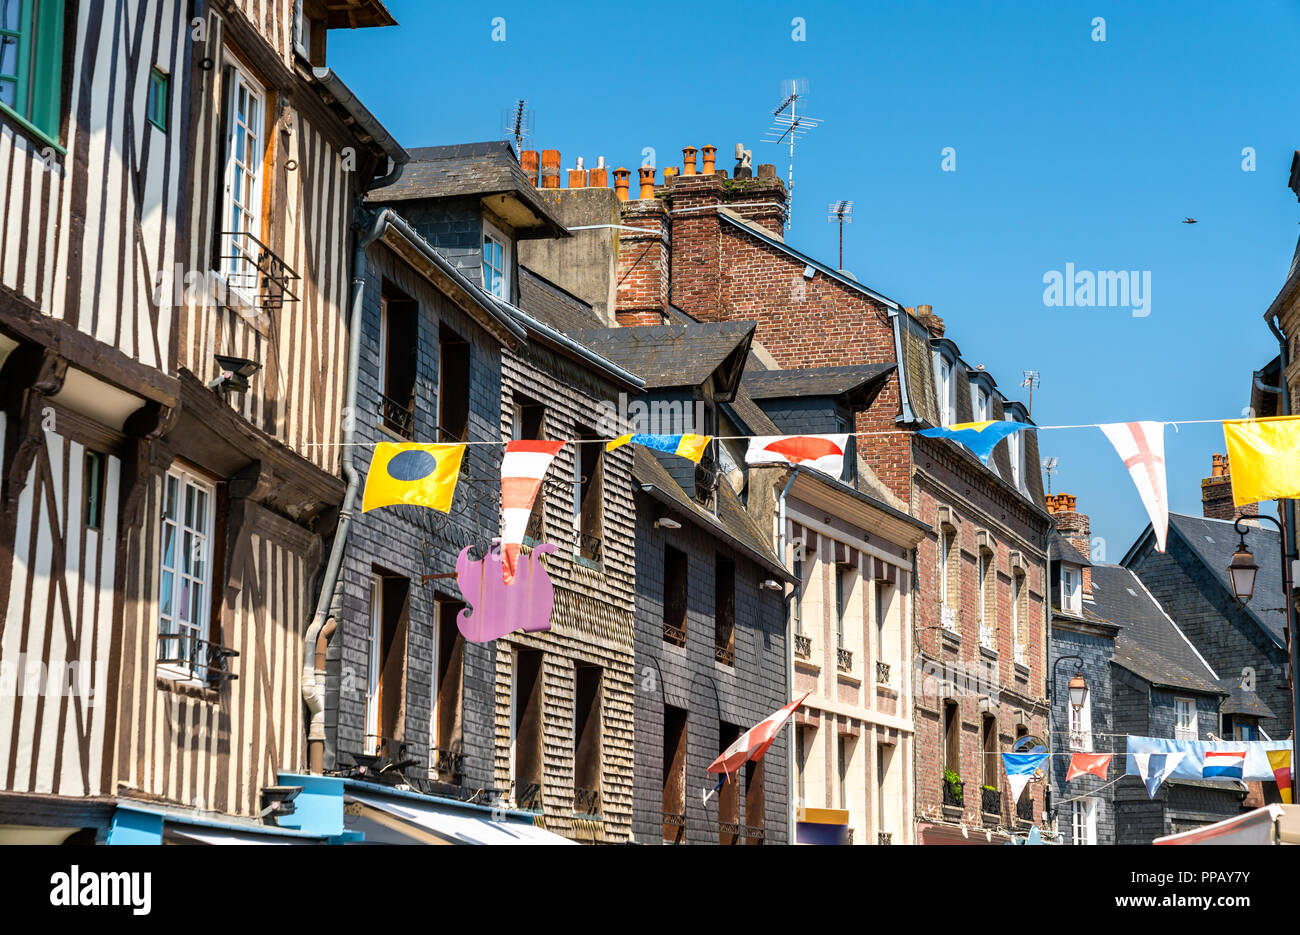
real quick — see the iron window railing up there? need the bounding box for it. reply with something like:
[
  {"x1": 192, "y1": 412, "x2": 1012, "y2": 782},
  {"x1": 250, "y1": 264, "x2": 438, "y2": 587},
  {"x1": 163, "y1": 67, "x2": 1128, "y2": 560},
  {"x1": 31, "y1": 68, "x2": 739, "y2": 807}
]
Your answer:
[
  {"x1": 943, "y1": 776, "x2": 964, "y2": 808},
  {"x1": 430, "y1": 747, "x2": 463, "y2": 784},
  {"x1": 837, "y1": 647, "x2": 853, "y2": 673},
  {"x1": 578, "y1": 532, "x2": 603, "y2": 564},
  {"x1": 794, "y1": 633, "x2": 812, "y2": 659},
  {"x1": 981, "y1": 786, "x2": 1001, "y2": 816},
  {"x1": 714, "y1": 643, "x2": 735, "y2": 666},
  {"x1": 663, "y1": 621, "x2": 687, "y2": 647},
  {"x1": 218, "y1": 229, "x2": 300, "y2": 314},
  {"x1": 156, "y1": 633, "x2": 239, "y2": 684},
  {"x1": 877, "y1": 831, "x2": 892, "y2": 845},
  {"x1": 573, "y1": 787, "x2": 601, "y2": 816},
  {"x1": 662, "y1": 811, "x2": 685, "y2": 844},
  {"x1": 514, "y1": 780, "x2": 543, "y2": 811},
  {"x1": 380, "y1": 393, "x2": 415, "y2": 439},
  {"x1": 876, "y1": 660, "x2": 891, "y2": 684}
]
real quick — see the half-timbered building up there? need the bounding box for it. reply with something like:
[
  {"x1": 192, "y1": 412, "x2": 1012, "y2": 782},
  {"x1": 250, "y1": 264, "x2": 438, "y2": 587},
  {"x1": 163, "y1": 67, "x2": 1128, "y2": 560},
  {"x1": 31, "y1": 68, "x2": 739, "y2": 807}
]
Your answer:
[{"x1": 0, "y1": 0, "x2": 404, "y2": 844}]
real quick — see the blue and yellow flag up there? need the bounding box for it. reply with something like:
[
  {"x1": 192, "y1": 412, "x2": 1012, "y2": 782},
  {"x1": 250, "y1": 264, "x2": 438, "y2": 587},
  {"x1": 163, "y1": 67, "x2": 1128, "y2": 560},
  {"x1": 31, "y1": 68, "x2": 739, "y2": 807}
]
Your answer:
[
  {"x1": 605, "y1": 433, "x2": 712, "y2": 463},
  {"x1": 918, "y1": 421, "x2": 1032, "y2": 465},
  {"x1": 362, "y1": 442, "x2": 466, "y2": 513}
]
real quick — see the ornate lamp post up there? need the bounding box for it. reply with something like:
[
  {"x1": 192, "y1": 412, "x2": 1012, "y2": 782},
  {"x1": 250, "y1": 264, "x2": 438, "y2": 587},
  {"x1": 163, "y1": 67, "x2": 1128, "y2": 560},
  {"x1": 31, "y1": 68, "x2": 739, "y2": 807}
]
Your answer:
[{"x1": 1229, "y1": 514, "x2": 1298, "y2": 802}]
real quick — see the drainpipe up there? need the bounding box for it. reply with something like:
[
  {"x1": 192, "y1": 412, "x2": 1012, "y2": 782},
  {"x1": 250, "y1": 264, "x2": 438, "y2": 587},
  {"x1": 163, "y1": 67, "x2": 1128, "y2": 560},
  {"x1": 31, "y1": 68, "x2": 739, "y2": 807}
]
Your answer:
[
  {"x1": 1266, "y1": 316, "x2": 1300, "y2": 759},
  {"x1": 302, "y1": 198, "x2": 400, "y2": 775},
  {"x1": 775, "y1": 468, "x2": 799, "y2": 845},
  {"x1": 888, "y1": 307, "x2": 917, "y2": 425}
]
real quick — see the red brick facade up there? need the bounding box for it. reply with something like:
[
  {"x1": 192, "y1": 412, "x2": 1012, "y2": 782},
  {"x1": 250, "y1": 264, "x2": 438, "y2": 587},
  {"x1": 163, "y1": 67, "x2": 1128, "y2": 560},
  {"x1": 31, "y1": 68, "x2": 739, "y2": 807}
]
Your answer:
[{"x1": 612, "y1": 161, "x2": 1052, "y2": 842}]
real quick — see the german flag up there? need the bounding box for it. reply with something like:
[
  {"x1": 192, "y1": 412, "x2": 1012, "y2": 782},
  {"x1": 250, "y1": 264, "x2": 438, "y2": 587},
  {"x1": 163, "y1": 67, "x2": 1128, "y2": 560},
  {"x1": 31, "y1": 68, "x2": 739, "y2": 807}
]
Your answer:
[{"x1": 362, "y1": 442, "x2": 466, "y2": 513}]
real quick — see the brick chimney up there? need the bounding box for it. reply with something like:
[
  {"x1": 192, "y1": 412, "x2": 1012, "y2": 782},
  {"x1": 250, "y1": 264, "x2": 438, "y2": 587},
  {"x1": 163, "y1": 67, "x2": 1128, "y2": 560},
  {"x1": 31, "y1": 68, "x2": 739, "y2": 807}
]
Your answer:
[
  {"x1": 614, "y1": 191, "x2": 669, "y2": 326},
  {"x1": 1202, "y1": 452, "x2": 1258, "y2": 520},
  {"x1": 1046, "y1": 493, "x2": 1093, "y2": 600},
  {"x1": 908, "y1": 304, "x2": 946, "y2": 338},
  {"x1": 540, "y1": 149, "x2": 561, "y2": 189}
]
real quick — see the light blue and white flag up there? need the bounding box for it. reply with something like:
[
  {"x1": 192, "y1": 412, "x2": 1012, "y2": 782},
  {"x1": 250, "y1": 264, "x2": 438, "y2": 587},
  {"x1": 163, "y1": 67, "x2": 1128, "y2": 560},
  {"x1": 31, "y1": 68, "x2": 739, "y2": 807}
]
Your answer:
[
  {"x1": 1135, "y1": 751, "x2": 1186, "y2": 798},
  {"x1": 1002, "y1": 752, "x2": 1049, "y2": 803}
]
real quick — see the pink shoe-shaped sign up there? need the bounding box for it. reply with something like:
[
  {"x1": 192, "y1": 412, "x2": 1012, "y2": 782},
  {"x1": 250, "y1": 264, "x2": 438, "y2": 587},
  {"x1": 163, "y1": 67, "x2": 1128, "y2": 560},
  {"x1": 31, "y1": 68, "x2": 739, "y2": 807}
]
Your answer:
[{"x1": 455, "y1": 542, "x2": 557, "y2": 643}]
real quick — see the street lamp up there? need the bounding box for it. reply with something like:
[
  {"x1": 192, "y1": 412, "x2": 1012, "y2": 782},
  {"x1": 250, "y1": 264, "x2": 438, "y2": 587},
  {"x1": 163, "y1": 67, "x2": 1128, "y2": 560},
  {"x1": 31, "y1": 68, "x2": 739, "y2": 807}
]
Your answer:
[
  {"x1": 1068, "y1": 671, "x2": 1088, "y2": 711},
  {"x1": 1228, "y1": 521, "x2": 1260, "y2": 603}
]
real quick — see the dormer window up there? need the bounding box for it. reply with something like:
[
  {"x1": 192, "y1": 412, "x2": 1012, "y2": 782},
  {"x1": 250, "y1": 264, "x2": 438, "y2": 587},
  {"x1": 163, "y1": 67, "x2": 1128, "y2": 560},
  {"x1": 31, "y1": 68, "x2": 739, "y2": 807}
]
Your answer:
[
  {"x1": 932, "y1": 350, "x2": 957, "y2": 426},
  {"x1": 482, "y1": 220, "x2": 511, "y2": 300},
  {"x1": 1060, "y1": 564, "x2": 1081, "y2": 613},
  {"x1": 971, "y1": 383, "x2": 991, "y2": 422}
]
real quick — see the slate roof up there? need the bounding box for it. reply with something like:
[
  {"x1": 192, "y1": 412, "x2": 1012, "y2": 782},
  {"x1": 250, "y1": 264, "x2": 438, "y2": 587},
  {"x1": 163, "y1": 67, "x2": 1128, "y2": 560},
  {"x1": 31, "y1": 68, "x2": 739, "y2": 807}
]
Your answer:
[
  {"x1": 742, "y1": 364, "x2": 895, "y2": 405},
  {"x1": 1051, "y1": 530, "x2": 1091, "y2": 567},
  {"x1": 518, "y1": 267, "x2": 602, "y2": 334},
  {"x1": 722, "y1": 385, "x2": 782, "y2": 436},
  {"x1": 1161, "y1": 513, "x2": 1287, "y2": 647},
  {"x1": 1087, "y1": 564, "x2": 1225, "y2": 695},
  {"x1": 631, "y1": 446, "x2": 790, "y2": 579},
  {"x1": 1221, "y1": 683, "x2": 1276, "y2": 719},
  {"x1": 568, "y1": 321, "x2": 755, "y2": 395},
  {"x1": 365, "y1": 141, "x2": 567, "y2": 237}
]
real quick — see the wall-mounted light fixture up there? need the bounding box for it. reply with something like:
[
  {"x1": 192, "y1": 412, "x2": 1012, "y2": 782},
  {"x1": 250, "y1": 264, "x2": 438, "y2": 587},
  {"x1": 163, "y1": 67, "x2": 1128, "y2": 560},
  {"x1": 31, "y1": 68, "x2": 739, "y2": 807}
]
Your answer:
[{"x1": 654, "y1": 517, "x2": 682, "y2": 530}]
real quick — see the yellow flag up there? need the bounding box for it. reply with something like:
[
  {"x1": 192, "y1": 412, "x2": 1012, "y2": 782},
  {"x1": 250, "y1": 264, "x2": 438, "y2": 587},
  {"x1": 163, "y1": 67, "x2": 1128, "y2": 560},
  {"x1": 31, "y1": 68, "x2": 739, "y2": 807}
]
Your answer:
[
  {"x1": 1223, "y1": 416, "x2": 1300, "y2": 506},
  {"x1": 362, "y1": 442, "x2": 465, "y2": 513}
]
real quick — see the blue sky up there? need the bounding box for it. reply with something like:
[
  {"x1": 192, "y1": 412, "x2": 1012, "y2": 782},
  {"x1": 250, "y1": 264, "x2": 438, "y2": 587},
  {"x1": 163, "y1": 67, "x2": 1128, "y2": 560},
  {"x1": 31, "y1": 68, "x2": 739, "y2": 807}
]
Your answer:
[{"x1": 331, "y1": 0, "x2": 1300, "y2": 557}]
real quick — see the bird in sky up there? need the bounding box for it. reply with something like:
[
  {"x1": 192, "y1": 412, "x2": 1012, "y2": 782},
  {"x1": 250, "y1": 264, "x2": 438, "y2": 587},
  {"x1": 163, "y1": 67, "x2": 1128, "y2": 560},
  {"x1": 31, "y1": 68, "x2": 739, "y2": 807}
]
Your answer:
[{"x1": 1182, "y1": 217, "x2": 1198, "y2": 224}]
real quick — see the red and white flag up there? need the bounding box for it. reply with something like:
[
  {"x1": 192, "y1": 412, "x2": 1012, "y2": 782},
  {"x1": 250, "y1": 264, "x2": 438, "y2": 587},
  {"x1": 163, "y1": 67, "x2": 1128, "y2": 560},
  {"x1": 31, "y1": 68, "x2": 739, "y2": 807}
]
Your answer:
[
  {"x1": 707, "y1": 692, "x2": 811, "y2": 776},
  {"x1": 1099, "y1": 421, "x2": 1167, "y2": 552},
  {"x1": 1065, "y1": 752, "x2": 1112, "y2": 782},
  {"x1": 745, "y1": 434, "x2": 849, "y2": 478},
  {"x1": 500, "y1": 440, "x2": 566, "y2": 584}
]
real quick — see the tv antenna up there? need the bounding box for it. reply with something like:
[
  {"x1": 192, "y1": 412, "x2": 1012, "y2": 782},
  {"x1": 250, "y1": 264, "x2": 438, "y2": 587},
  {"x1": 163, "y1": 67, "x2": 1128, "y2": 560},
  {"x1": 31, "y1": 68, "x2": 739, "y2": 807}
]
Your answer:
[
  {"x1": 1041, "y1": 457, "x2": 1059, "y2": 495},
  {"x1": 827, "y1": 200, "x2": 852, "y2": 269},
  {"x1": 501, "y1": 99, "x2": 534, "y2": 151},
  {"x1": 763, "y1": 78, "x2": 820, "y2": 230},
  {"x1": 1021, "y1": 370, "x2": 1040, "y2": 417}
]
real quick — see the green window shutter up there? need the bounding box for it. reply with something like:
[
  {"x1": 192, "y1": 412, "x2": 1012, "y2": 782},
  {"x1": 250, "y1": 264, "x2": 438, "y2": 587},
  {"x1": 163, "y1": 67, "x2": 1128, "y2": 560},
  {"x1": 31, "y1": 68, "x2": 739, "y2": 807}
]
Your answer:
[
  {"x1": 28, "y1": 0, "x2": 62, "y2": 137},
  {"x1": 0, "y1": 0, "x2": 33, "y2": 113}
]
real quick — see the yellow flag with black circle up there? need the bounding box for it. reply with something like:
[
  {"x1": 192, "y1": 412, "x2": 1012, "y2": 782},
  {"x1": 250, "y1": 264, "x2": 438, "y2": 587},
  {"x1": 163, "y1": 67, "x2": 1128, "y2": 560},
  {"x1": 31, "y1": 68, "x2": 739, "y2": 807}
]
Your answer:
[{"x1": 362, "y1": 442, "x2": 466, "y2": 513}]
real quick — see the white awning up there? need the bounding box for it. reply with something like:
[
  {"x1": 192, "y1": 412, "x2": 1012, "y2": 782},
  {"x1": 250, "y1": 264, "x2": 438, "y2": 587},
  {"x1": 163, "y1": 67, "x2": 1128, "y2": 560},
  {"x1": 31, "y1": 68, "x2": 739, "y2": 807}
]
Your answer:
[
  {"x1": 1152, "y1": 805, "x2": 1284, "y2": 845},
  {"x1": 343, "y1": 791, "x2": 577, "y2": 845},
  {"x1": 165, "y1": 826, "x2": 320, "y2": 845}
]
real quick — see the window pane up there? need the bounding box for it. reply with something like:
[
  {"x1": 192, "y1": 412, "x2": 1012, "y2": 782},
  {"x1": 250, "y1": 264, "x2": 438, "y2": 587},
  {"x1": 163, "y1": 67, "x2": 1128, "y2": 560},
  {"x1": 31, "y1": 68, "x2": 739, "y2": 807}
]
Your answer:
[
  {"x1": 160, "y1": 570, "x2": 173, "y2": 618},
  {"x1": 0, "y1": 0, "x2": 19, "y2": 31},
  {"x1": 164, "y1": 474, "x2": 178, "y2": 518}
]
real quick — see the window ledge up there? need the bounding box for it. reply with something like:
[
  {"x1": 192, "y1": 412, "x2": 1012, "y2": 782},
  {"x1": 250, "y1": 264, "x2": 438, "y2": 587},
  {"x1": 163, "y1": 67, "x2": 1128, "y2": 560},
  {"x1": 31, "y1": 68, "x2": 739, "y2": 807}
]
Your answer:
[
  {"x1": 795, "y1": 657, "x2": 820, "y2": 674},
  {"x1": 978, "y1": 645, "x2": 998, "y2": 662},
  {"x1": 0, "y1": 102, "x2": 66, "y2": 156},
  {"x1": 836, "y1": 670, "x2": 862, "y2": 687},
  {"x1": 573, "y1": 554, "x2": 604, "y2": 574},
  {"x1": 374, "y1": 421, "x2": 413, "y2": 443},
  {"x1": 940, "y1": 628, "x2": 961, "y2": 651},
  {"x1": 1013, "y1": 661, "x2": 1030, "y2": 680},
  {"x1": 155, "y1": 673, "x2": 220, "y2": 703}
]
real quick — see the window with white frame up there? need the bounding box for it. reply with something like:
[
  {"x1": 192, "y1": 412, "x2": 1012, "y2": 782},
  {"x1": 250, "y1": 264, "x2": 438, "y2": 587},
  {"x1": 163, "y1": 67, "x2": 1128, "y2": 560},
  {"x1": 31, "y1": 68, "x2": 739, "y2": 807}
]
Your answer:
[
  {"x1": 1060, "y1": 564, "x2": 1081, "y2": 613},
  {"x1": 1071, "y1": 797, "x2": 1098, "y2": 845},
  {"x1": 933, "y1": 351, "x2": 956, "y2": 426},
  {"x1": 365, "y1": 573, "x2": 383, "y2": 755},
  {"x1": 482, "y1": 220, "x2": 510, "y2": 299},
  {"x1": 1012, "y1": 570, "x2": 1027, "y2": 664},
  {"x1": 939, "y1": 526, "x2": 957, "y2": 630},
  {"x1": 1069, "y1": 689, "x2": 1092, "y2": 751},
  {"x1": 157, "y1": 467, "x2": 216, "y2": 681},
  {"x1": 219, "y1": 59, "x2": 265, "y2": 298},
  {"x1": 971, "y1": 383, "x2": 991, "y2": 422},
  {"x1": 1005, "y1": 415, "x2": 1026, "y2": 491},
  {"x1": 977, "y1": 549, "x2": 994, "y2": 649},
  {"x1": 792, "y1": 551, "x2": 804, "y2": 635},
  {"x1": 1175, "y1": 697, "x2": 1198, "y2": 740}
]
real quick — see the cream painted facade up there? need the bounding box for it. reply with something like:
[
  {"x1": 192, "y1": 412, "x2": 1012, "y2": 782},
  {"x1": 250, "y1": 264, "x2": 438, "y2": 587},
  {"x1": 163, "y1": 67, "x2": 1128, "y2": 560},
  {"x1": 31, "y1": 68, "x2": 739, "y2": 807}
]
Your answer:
[{"x1": 781, "y1": 472, "x2": 927, "y2": 845}]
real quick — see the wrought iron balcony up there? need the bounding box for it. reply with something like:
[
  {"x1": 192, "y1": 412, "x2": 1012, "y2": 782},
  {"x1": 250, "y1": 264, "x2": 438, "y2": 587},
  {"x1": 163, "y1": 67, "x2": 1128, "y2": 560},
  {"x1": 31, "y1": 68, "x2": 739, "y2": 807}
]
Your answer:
[
  {"x1": 719, "y1": 819, "x2": 742, "y2": 844},
  {"x1": 431, "y1": 747, "x2": 463, "y2": 784},
  {"x1": 573, "y1": 787, "x2": 601, "y2": 817},
  {"x1": 714, "y1": 642, "x2": 735, "y2": 666},
  {"x1": 1016, "y1": 792, "x2": 1034, "y2": 823},
  {"x1": 942, "y1": 775, "x2": 964, "y2": 808},
  {"x1": 218, "y1": 229, "x2": 300, "y2": 315},
  {"x1": 578, "y1": 531, "x2": 603, "y2": 564},
  {"x1": 876, "y1": 660, "x2": 891, "y2": 685},
  {"x1": 981, "y1": 785, "x2": 1001, "y2": 816},
  {"x1": 523, "y1": 503, "x2": 545, "y2": 545},
  {"x1": 662, "y1": 811, "x2": 685, "y2": 844},
  {"x1": 845, "y1": 827, "x2": 854, "y2": 845},
  {"x1": 837, "y1": 647, "x2": 853, "y2": 673},
  {"x1": 156, "y1": 632, "x2": 239, "y2": 684},
  {"x1": 514, "y1": 780, "x2": 543, "y2": 811},
  {"x1": 380, "y1": 393, "x2": 415, "y2": 439},
  {"x1": 794, "y1": 633, "x2": 812, "y2": 659},
  {"x1": 664, "y1": 620, "x2": 687, "y2": 647},
  {"x1": 877, "y1": 831, "x2": 892, "y2": 845},
  {"x1": 743, "y1": 824, "x2": 766, "y2": 844}
]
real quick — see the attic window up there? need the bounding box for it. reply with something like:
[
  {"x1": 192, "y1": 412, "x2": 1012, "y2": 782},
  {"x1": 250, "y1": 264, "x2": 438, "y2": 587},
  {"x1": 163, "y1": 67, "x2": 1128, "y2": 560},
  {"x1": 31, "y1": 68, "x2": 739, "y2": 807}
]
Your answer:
[{"x1": 482, "y1": 219, "x2": 511, "y2": 300}]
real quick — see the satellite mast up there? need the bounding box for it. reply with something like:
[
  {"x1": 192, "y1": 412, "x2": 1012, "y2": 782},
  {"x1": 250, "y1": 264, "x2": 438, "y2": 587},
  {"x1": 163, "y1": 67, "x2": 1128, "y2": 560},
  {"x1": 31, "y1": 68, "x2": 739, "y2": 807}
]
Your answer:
[
  {"x1": 827, "y1": 200, "x2": 853, "y2": 269},
  {"x1": 501, "y1": 99, "x2": 534, "y2": 151},
  {"x1": 1041, "y1": 457, "x2": 1059, "y2": 496},
  {"x1": 763, "y1": 78, "x2": 820, "y2": 230},
  {"x1": 1021, "y1": 370, "x2": 1041, "y2": 417}
]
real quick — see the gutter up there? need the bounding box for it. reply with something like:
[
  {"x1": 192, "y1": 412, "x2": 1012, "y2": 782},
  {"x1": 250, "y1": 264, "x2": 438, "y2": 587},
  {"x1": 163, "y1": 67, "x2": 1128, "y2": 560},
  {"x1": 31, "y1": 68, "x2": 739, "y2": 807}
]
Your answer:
[
  {"x1": 776, "y1": 469, "x2": 798, "y2": 848},
  {"x1": 488, "y1": 295, "x2": 645, "y2": 391},
  {"x1": 888, "y1": 307, "x2": 917, "y2": 425},
  {"x1": 310, "y1": 67, "x2": 409, "y2": 173}
]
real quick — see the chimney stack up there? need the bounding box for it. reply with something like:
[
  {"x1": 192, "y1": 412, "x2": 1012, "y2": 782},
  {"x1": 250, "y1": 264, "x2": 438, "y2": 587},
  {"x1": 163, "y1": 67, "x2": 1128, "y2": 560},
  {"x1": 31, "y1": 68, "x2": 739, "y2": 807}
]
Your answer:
[
  {"x1": 540, "y1": 149, "x2": 561, "y2": 189},
  {"x1": 613, "y1": 167, "x2": 631, "y2": 201},
  {"x1": 909, "y1": 304, "x2": 946, "y2": 338},
  {"x1": 682, "y1": 146, "x2": 697, "y2": 176},
  {"x1": 701, "y1": 145, "x2": 716, "y2": 175},
  {"x1": 521, "y1": 150, "x2": 540, "y2": 186},
  {"x1": 638, "y1": 165, "x2": 656, "y2": 200},
  {"x1": 1047, "y1": 493, "x2": 1093, "y2": 599},
  {"x1": 589, "y1": 156, "x2": 608, "y2": 188},
  {"x1": 1202, "y1": 453, "x2": 1257, "y2": 520},
  {"x1": 568, "y1": 156, "x2": 588, "y2": 188}
]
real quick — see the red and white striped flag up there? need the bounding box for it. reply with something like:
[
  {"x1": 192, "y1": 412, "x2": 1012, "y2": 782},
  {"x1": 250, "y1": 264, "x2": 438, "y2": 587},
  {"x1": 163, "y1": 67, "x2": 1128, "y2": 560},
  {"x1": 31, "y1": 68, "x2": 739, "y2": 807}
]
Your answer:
[
  {"x1": 745, "y1": 434, "x2": 848, "y2": 478},
  {"x1": 500, "y1": 440, "x2": 566, "y2": 584},
  {"x1": 707, "y1": 692, "x2": 811, "y2": 776},
  {"x1": 1099, "y1": 422, "x2": 1167, "y2": 552}
]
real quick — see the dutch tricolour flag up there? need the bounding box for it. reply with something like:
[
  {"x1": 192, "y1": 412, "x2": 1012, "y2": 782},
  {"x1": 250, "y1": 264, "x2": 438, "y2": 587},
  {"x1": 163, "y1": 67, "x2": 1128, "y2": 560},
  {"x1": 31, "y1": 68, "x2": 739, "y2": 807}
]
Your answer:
[{"x1": 1201, "y1": 750, "x2": 1246, "y2": 780}]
